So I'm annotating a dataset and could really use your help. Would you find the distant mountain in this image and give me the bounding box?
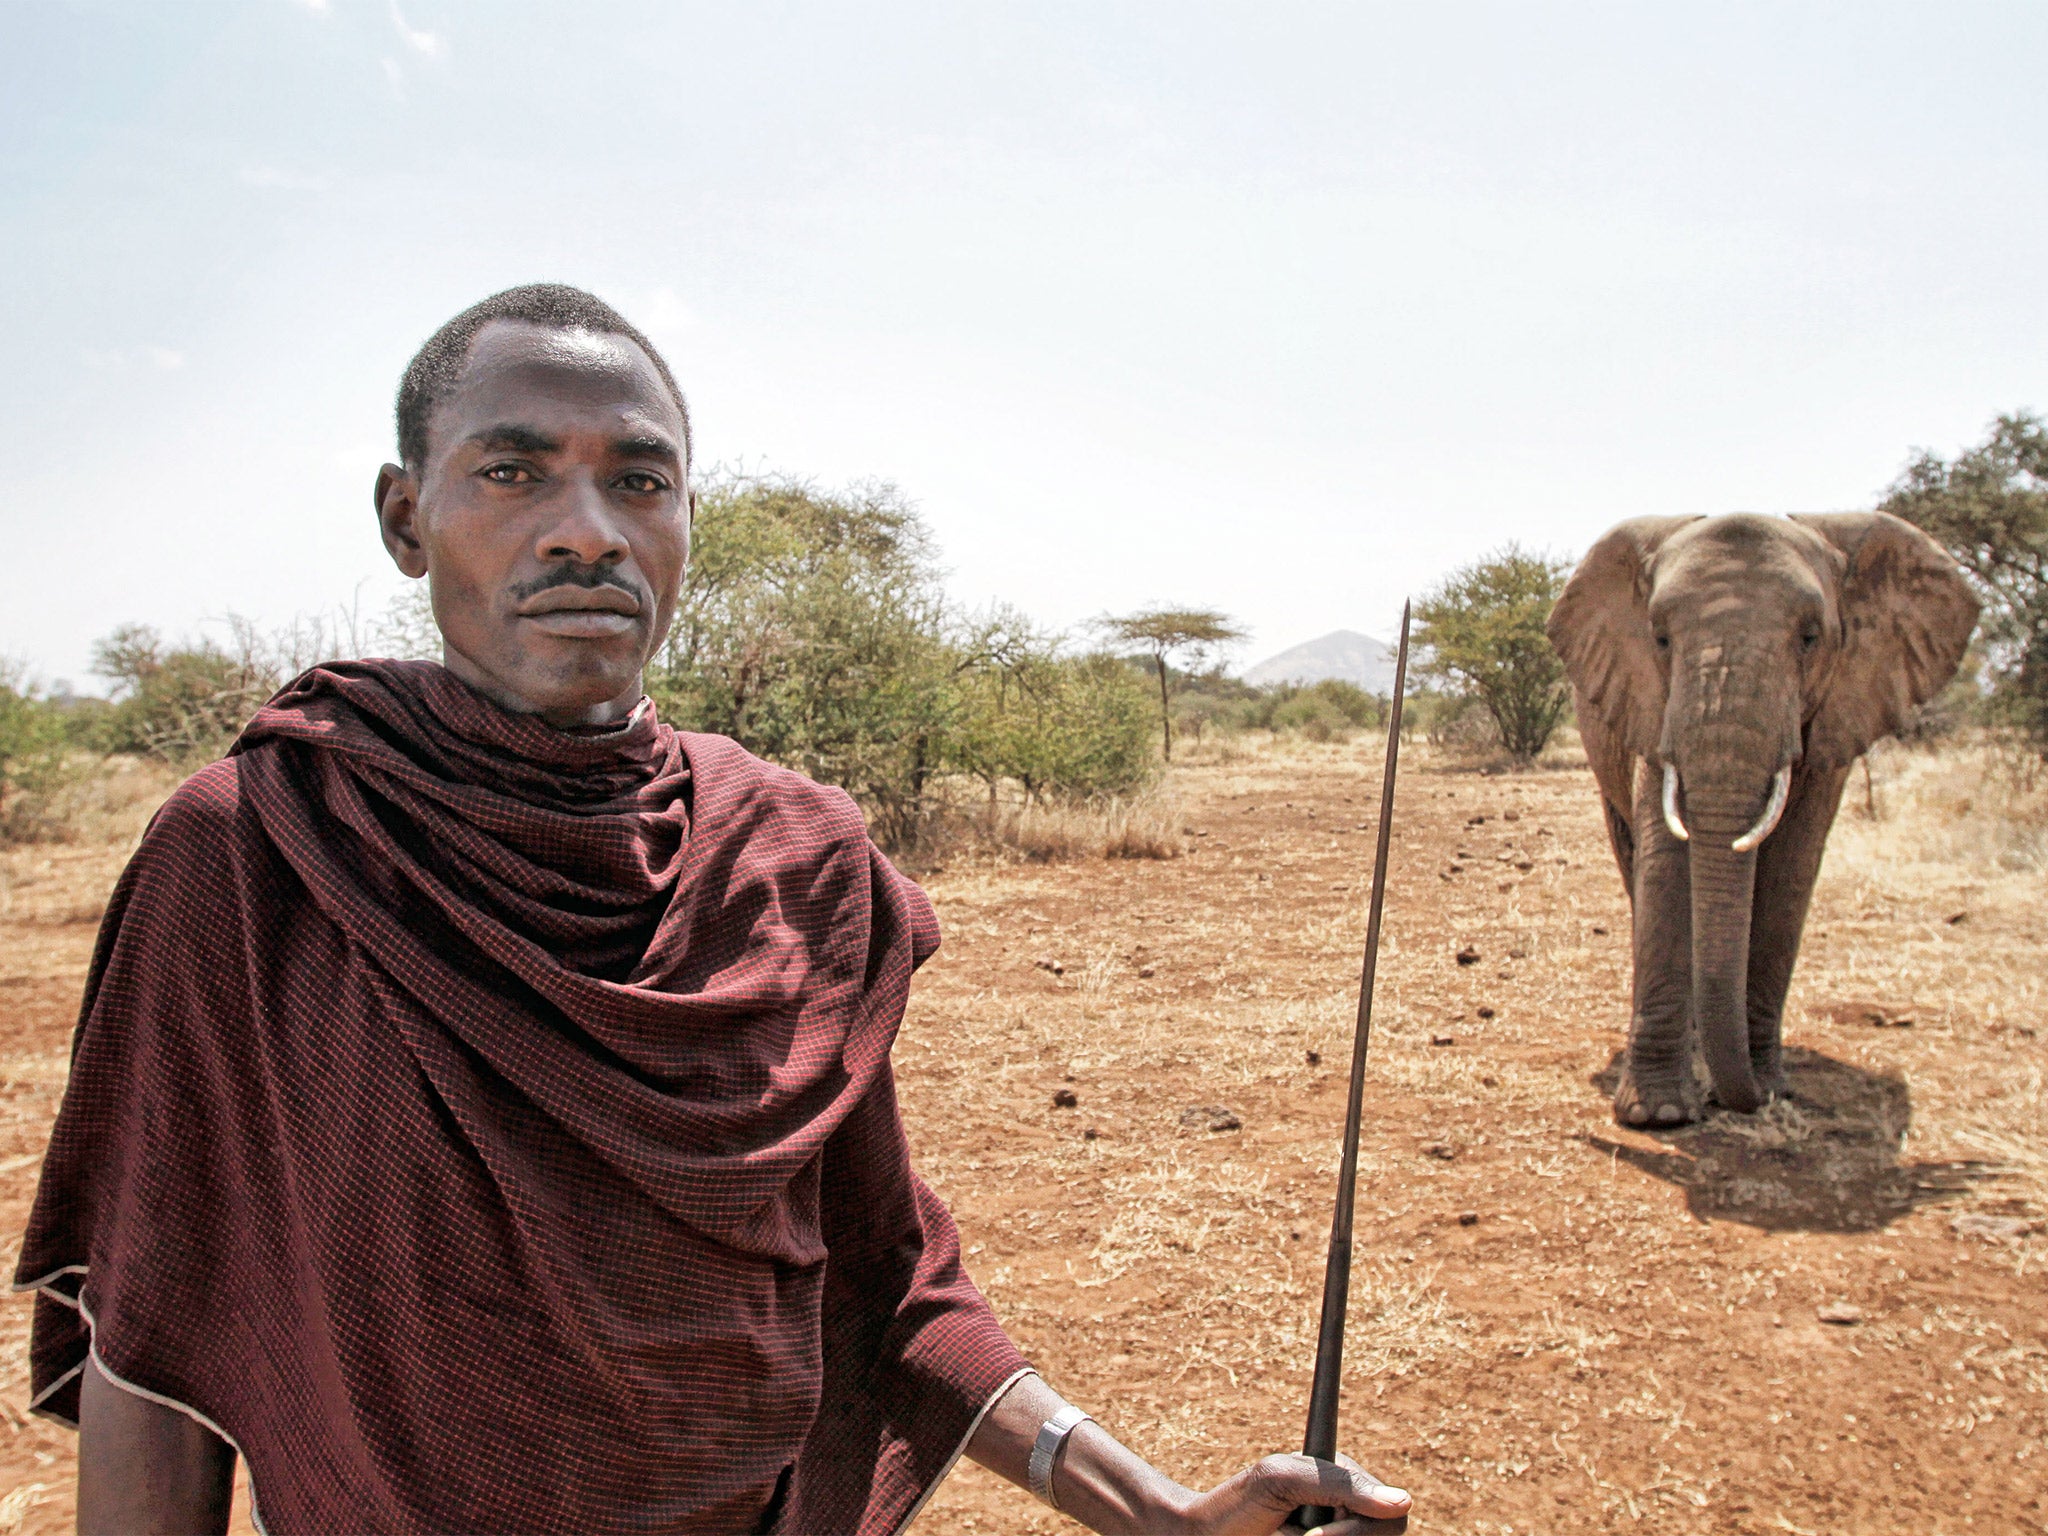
[1243,629,1399,693]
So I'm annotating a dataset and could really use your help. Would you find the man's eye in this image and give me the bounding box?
[617,472,669,493]
[481,463,535,484]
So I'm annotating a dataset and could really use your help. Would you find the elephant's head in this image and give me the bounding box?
[1547,512,1978,1112]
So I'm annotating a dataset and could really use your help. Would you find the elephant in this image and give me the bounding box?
[1547,512,1978,1126]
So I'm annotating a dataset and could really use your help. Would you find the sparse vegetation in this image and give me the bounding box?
[1097,606,1247,761]
[1240,679,1386,743]
[0,664,75,842]
[650,474,1163,855]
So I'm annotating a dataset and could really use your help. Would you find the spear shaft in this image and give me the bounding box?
[1295,601,1412,1533]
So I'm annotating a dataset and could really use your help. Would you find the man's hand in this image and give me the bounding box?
[1176,1451,1410,1534]
[966,1374,1411,1535]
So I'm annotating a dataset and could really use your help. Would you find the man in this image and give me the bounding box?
[16,285,1412,1535]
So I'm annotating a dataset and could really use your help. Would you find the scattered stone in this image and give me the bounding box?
[1458,1211,1480,1227]
[1083,1127,1099,1141]
[1138,965,1156,979]
[1952,1212,2037,1243]
[1456,946,1481,966]
[1507,947,1529,959]
[1181,1104,1242,1133]
[1824,999,1913,1028]
[1034,956,1065,976]
[1290,1229,1303,1240]
[1305,1049,1321,1066]
[1052,1088,1079,1108]
[1592,925,1609,936]
[1946,910,1968,925]
[1502,810,1520,822]
[1514,860,1534,872]
[1817,1303,1863,1326]
[1476,1006,1497,1020]
[1430,1034,1456,1047]
[1466,814,1489,825]
[1480,1075,1498,1088]
[1423,1143,1456,1161]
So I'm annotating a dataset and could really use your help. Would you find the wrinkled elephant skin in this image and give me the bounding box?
[1548,513,1978,1125]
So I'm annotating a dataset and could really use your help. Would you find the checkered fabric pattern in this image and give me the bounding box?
[15,660,1026,1535]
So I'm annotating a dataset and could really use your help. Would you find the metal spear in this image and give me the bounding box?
[1295,601,1412,1533]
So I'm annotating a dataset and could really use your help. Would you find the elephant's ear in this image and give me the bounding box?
[1791,512,1980,767]
[1548,517,1698,840]
[1548,517,1697,751]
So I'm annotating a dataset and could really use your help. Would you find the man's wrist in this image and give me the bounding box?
[1053,1420,1199,1536]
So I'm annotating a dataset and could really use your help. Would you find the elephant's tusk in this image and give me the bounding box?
[1661,763,1689,842]
[1732,767,1793,853]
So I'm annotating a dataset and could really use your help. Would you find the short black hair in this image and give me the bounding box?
[394,283,691,471]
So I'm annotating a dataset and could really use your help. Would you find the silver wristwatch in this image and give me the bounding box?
[1026,1404,1093,1510]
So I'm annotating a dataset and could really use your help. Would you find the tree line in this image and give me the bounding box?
[3,411,2041,841]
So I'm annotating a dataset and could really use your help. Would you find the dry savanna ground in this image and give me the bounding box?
[0,734,2042,1535]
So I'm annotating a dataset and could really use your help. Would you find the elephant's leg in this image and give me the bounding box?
[1615,759,1702,1127]
[1744,764,1851,1098]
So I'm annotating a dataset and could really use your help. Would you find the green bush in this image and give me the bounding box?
[650,475,1158,850]
[1880,411,2048,752]
[949,646,1154,803]
[90,623,280,766]
[1417,544,1573,763]
[1266,679,1385,740]
[0,664,73,840]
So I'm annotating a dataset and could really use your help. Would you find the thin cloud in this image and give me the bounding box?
[388,0,441,56]
[287,0,331,11]
[381,57,405,97]
[146,348,185,372]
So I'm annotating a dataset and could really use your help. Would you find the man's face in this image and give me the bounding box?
[376,320,692,727]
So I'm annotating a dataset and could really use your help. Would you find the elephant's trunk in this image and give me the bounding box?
[1684,784,1765,1113]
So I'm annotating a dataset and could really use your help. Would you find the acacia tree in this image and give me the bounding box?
[1418,544,1573,763]
[1880,411,2048,748]
[1097,607,1246,760]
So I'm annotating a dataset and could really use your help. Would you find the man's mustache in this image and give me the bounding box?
[510,565,648,604]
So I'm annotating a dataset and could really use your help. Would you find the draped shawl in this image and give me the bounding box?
[14,660,1025,1534]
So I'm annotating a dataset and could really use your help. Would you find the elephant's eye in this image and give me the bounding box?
[1654,632,1670,652]
[1800,623,1822,651]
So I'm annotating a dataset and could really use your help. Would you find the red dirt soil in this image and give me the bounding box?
[1,739,2042,1535]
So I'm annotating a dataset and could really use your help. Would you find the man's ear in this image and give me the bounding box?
[376,463,429,579]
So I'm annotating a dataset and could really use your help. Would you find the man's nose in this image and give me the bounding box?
[536,475,629,567]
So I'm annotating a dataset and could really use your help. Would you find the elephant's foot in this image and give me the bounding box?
[1749,1055,1788,1107]
[1613,1057,1704,1128]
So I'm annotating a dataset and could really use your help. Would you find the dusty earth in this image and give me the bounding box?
[0,737,2042,1535]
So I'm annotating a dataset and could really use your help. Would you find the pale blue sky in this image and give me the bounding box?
[4,1,2043,689]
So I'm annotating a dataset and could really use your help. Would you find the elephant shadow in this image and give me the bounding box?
[1582,1046,1997,1233]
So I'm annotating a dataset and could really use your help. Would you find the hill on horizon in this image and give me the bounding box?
[1242,629,1398,692]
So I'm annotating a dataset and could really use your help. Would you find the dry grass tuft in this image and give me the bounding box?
[1837,736,2048,874]
[971,787,1187,864]
[1954,1065,2047,1192]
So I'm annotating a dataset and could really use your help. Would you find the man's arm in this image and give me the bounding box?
[78,1358,236,1536]
[967,1373,1410,1535]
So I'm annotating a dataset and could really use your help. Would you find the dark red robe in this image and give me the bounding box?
[14,661,1026,1534]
